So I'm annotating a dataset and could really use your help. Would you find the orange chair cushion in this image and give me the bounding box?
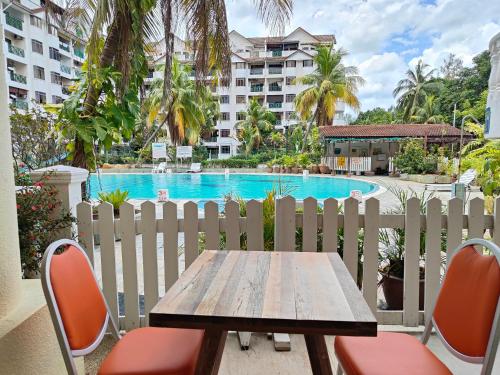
[50,245,108,350]
[98,327,204,375]
[335,332,452,375]
[433,246,500,358]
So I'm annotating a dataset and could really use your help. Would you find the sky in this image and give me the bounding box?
[224,0,500,113]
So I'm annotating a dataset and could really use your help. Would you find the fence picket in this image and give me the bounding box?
[322,198,338,252]
[494,198,500,246]
[141,201,158,323]
[275,196,296,251]
[184,201,199,268]
[120,202,139,330]
[468,198,484,239]
[225,200,240,250]
[98,202,119,324]
[163,201,179,291]
[447,198,463,263]
[204,201,220,250]
[424,198,442,323]
[303,197,318,252]
[403,197,420,326]
[343,197,359,281]
[362,198,379,314]
[246,200,264,251]
[77,202,95,266]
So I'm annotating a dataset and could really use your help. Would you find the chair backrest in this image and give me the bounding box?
[425,239,500,374]
[459,168,477,185]
[41,239,120,375]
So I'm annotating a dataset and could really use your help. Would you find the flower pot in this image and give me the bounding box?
[285,167,292,173]
[265,167,273,173]
[291,167,299,174]
[272,166,280,173]
[381,274,425,310]
[319,165,330,174]
[311,165,320,174]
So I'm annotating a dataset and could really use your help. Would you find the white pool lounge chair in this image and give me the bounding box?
[187,163,202,173]
[152,162,167,173]
[425,168,477,191]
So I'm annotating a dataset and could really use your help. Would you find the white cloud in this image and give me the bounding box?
[225,0,500,110]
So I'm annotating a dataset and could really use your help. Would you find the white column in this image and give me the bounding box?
[0,19,22,319]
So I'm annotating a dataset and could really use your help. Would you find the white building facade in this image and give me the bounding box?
[2,0,85,110]
[150,27,346,159]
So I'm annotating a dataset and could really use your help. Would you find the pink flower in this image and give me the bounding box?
[16,204,20,209]
[31,206,37,211]
[34,181,44,187]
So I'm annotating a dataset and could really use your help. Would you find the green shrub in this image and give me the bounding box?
[394,140,437,174]
[202,157,259,168]
[98,189,129,215]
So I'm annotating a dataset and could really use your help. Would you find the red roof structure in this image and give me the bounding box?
[319,124,471,142]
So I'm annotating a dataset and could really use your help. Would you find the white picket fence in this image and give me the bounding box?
[76,196,499,331]
[323,156,372,172]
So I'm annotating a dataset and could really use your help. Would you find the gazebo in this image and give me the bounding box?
[319,124,473,174]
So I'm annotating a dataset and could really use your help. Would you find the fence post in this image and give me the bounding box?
[403,197,420,327]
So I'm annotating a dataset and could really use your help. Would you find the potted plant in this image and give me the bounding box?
[94,189,137,242]
[282,155,294,173]
[378,186,445,310]
[319,163,330,174]
[297,153,311,173]
[291,156,300,174]
[310,164,320,174]
[265,161,273,173]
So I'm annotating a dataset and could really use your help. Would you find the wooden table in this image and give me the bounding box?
[149,250,377,375]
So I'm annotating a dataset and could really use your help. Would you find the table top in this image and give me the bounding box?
[150,250,377,336]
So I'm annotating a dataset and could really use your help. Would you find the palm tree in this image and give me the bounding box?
[412,95,445,124]
[143,59,207,145]
[71,0,293,168]
[236,99,275,155]
[295,46,364,151]
[393,60,438,122]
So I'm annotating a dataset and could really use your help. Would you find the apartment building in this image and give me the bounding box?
[2,0,86,110]
[150,27,346,159]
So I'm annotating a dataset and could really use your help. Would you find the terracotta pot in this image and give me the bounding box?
[311,165,320,174]
[319,165,331,174]
[265,167,273,173]
[381,274,425,310]
[291,167,299,174]
[285,167,292,173]
[272,166,280,173]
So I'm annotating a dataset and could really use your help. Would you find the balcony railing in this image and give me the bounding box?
[13,100,28,110]
[250,85,264,92]
[59,43,70,52]
[268,85,282,92]
[250,68,263,75]
[10,71,27,84]
[275,119,282,126]
[8,44,24,57]
[269,102,282,109]
[60,65,72,74]
[5,12,23,31]
[74,48,84,59]
[268,67,282,74]
[272,50,282,57]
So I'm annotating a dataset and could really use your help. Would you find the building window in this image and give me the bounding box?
[236,112,245,121]
[48,24,58,35]
[220,95,229,104]
[49,47,61,61]
[303,60,313,67]
[221,112,230,121]
[30,15,42,28]
[52,95,63,104]
[285,111,295,120]
[236,95,246,104]
[35,91,46,104]
[286,60,296,68]
[220,129,230,137]
[32,39,43,54]
[50,72,62,85]
[221,146,231,154]
[286,76,295,85]
[236,78,245,87]
[33,65,45,80]
[235,62,245,69]
[286,94,296,103]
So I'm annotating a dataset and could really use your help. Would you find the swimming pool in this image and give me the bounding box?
[90,173,379,200]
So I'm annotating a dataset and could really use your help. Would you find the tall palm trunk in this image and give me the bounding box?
[301,104,320,152]
[71,17,122,168]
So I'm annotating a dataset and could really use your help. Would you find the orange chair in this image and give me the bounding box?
[335,238,500,375]
[41,239,204,375]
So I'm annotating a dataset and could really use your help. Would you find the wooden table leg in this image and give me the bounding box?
[304,334,333,375]
[195,328,228,375]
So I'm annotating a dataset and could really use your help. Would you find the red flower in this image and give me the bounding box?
[34,181,44,187]
[16,204,20,209]
[31,206,37,211]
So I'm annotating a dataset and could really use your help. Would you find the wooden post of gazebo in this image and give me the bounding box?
[347,140,352,176]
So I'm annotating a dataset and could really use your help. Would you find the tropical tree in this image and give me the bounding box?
[412,95,445,124]
[142,59,209,145]
[393,60,440,121]
[295,46,364,151]
[69,0,293,168]
[269,131,285,156]
[236,99,275,155]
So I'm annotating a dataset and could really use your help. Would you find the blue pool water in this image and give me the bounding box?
[90,173,378,200]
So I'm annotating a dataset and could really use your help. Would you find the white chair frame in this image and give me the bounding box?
[337,238,500,375]
[41,239,121,375]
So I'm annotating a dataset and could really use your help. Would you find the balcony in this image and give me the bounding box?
[5,12,23,31]
[272,50,283,57]
[268,67,283,74]
[8,44,25,58]
[10,71,27,84]
[12,100,28,110]
[59,43,70,52]
[269,102,282,109]
[74,48,84,59]
[60,65,72,75]
[250,85,264,92]
[268,85,282,92]
[250,68,264,75]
